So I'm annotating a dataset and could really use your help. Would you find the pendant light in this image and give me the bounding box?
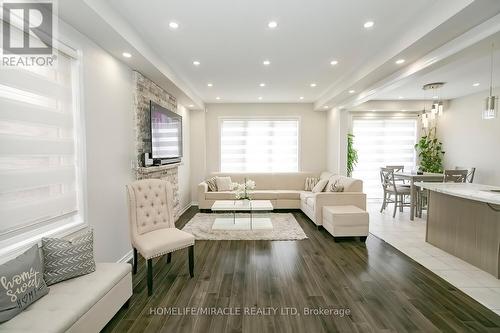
[422,82,445,126]
[483,43,498,120]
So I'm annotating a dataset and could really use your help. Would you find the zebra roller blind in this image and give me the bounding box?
[220,119,299,172]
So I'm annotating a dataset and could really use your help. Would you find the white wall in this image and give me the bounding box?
[189,110,207,203]
[326,108,349,175]
[59,20,135,263]
[326,108,341,173]
[60,20,192,262]
[177,104,192,212]
[203,103,327,175]
[438,88,500,185]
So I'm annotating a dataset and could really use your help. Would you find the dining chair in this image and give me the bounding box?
[444,169,468,183]
[455,166,476,183]
[386,165,410,187]
[126,179,195,296]
[380,167,411,218]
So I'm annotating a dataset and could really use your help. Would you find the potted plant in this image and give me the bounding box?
[414,127,445,173]
[347,133,358,177]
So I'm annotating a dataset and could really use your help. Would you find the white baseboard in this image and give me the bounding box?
[117,249,133,264]
[191,201,199,206]
[178,202,193,216]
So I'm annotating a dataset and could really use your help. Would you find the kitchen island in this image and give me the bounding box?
[417,182,500,278]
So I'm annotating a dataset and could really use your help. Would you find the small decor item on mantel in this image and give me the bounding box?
[231,178,256,200]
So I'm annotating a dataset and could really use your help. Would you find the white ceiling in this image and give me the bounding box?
[374,35,500,100]
[106,0,475,104]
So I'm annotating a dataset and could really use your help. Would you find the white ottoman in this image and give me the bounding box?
[322,205,369,242]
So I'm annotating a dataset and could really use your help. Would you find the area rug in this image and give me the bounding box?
[181,213,308,240]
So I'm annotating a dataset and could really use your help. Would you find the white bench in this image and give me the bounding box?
[322,205,369,242]
[0,263,132,333]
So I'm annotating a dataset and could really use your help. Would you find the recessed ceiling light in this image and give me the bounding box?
[258,96,263,100]
[268,21,278,29]
[472,82,480,87]
[169,21,179,29]
[323,105,329,109]
[299,96,304,100]
[188,104,194,108]
[263,60,271,66]
[395,59,405,64]
[330,60,338,66]
[310,83,317,87]
[364,21,374,29]
[398,96,404,99]
[122,52,132,58]
[215,96,221,100]
[349,90,356,94]
[192,60,200,66]
[207,83,213,87]
[259,83,266,87]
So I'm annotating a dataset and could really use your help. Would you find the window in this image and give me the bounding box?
[0,49,84,255]
[352,117,417,199]
[220,118,299,172]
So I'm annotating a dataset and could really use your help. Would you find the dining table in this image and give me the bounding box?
[393,172,444,221]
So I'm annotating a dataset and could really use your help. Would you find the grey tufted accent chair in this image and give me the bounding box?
[126,179,195,296]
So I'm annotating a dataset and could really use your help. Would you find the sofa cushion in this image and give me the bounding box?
[0,263,130,332]
[338,176,363,192]
[42,230,96,286]
[247,190,278,200]
[206,177,218,192]
[275,190,303,200]
[272,173,316,190]
[0,244,49,323]
[312,179,328,193]
[134,228,194,259]
[304,177,319,191]
[215,176,232,191]
[205,191,236,200]
[300,192,315,209]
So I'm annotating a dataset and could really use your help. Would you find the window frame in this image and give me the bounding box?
[349,112,421,199]
[218,116,302,173]
[0,38,88,261]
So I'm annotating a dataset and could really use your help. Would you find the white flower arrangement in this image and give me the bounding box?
[231,178,256,200]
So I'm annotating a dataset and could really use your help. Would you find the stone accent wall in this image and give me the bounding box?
[132,71,180,219]
[136,165,180,220]
[133,71,177,166]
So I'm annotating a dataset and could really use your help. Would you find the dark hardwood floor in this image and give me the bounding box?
[103,207,500,333]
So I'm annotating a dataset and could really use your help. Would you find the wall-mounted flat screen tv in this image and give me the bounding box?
[150,101,182,160]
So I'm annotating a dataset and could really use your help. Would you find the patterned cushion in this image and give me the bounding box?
[312,179,329,193]
[304,177,319,191]
[0,244,49,323]
[327,179,344,192]
[206,177,218,192]
[42,230,96,286]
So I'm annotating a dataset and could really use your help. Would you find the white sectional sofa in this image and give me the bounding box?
[198,171,366,225]
[0,263,132,333]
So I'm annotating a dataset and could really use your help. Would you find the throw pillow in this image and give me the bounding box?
[328,179,345,192]
[215,176,232,191]
[0,244,49,323]
[304,177,320,191]
[311,179,328,193]
[206,177,218,192]
[42,230,96,286]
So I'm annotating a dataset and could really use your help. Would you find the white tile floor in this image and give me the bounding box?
[368,201,500,314]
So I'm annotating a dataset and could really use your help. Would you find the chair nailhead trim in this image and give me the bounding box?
[145,243,195,259]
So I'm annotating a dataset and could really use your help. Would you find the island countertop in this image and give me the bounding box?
[415,182,500,205]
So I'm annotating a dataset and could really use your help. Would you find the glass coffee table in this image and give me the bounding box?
[211,200,274,230]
